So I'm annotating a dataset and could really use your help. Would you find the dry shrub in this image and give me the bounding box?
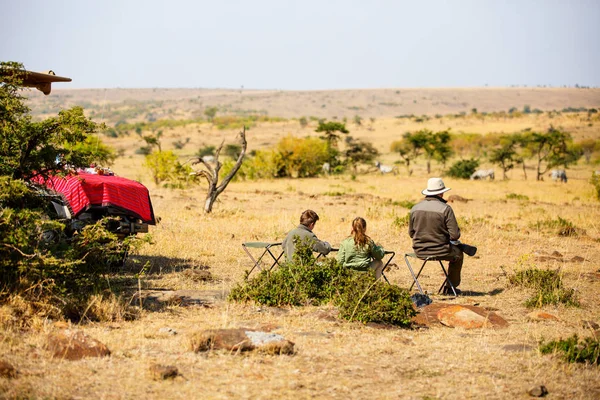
[508,267,579,308]
[540,335,600,365]
[78,293,140,323]
[530,217,585,237]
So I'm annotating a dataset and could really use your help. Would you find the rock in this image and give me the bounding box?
[502,344,534,352]
[569,256,586,263]
[0,360,17,378]
[447,195,470,203]
[550,251,563,258]
[182,269,212,282]
[527,385,548,397]
[527,311,559,321]
[47,329,111,360]
[158,327,178,336]
[190,329,294,355]
[135,289,225,309]
[412,303,508,328]
[582,320,599,330]
[149,364,179,380]
[437,305,489,329]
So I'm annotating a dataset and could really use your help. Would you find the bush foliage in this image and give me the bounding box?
[540,335,600,365]
[229,241,416,326]
[508,267,579,308]
[446,158,479,179]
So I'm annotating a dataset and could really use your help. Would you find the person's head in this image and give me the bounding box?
[421,177,451,198]
[300,209,319,229]
[351,217,370,248]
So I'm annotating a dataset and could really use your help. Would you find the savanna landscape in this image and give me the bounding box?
[2,81,600,399]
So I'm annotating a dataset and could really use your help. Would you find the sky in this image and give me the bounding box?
[2,0,599,90]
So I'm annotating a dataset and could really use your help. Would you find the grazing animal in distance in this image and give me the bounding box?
[375,161,398,175]
[322,162,331,175]
[470,169,495,180]
[550,169,567,183]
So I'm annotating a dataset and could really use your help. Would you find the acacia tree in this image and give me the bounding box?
[344,136,379,172]
[527,127,580,180]
[192,127,247,213]
[489,135,519,179]
[315,120,349,147]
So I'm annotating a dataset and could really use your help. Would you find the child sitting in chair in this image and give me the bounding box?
[337,217,385,279]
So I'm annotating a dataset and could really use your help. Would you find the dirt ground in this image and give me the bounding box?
[1,90,600,399]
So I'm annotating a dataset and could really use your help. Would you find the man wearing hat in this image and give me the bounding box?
[409,177,476,295]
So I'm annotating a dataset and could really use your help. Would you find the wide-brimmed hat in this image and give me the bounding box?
[422,177,451,195]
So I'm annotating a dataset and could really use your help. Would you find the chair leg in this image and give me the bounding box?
[437,261,457,297]
[268,250,285,271]
[242,245,268,278]
[405,255,425,295]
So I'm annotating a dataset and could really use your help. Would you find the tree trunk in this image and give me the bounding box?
[192,127,248,213]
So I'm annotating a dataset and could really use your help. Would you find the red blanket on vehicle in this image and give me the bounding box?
[38,172,155,223]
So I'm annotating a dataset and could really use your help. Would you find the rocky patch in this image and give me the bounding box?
[190,329,294,355]
[412,303,508,328]
[149,364,179,380]
[47,330,111,360]
[527,311,559,321]
[0,360,17,378]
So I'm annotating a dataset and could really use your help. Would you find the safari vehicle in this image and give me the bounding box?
[4,68,156,240]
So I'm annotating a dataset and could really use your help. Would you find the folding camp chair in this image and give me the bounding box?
[328,248,395,284]
[404,252,458,297]
[380,250,395,284]
[241,242,284,277]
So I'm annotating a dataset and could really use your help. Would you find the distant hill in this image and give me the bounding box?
[26,87,600,124]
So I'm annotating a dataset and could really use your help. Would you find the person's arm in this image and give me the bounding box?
[408,211,415,239]
[445,207,461,241]
[336,242,346,264]
[370,240,385,260]
[311,233,332,255]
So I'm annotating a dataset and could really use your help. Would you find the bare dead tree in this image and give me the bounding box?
[191,127,247,213]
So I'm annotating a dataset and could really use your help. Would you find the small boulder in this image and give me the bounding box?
[447,195,470,203]
[0,360,17,378]
[47,329,111,360]
[527,311,559,321]
[149,364,179,380]
[582,320,600,330]
[437,305,489,329]
[182,269,212,282]
[527,384,549,397]
[190,329,294,355]
[412,303,508,329]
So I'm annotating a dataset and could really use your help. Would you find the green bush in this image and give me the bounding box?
[446,158,479,179]
[530,217,582,237]
[508,267,579,307]
[144,150,196,188]
[336,273,415,326]
[229,241,416,326]
[591,172,600,201]
[392,213,410,229]
[540,335,599,365]
[506,193,529,201]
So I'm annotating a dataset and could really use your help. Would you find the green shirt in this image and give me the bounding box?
[336,237,385,270]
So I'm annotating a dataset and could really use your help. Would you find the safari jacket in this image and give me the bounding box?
[409,196,461,258]
[337,237,385,271]
[282,224,332,262]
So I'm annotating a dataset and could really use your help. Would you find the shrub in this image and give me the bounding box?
[540,335,599,365]
[591,172,600,201]
[392,200,416,209]
[229,241,416,326]
[530,217,583,237]
[446,158,479,179]
[336,273,415,326]
[144,150,195,187]
[506,193,529,201]
[392,213,410,229]
[508,267,579,307]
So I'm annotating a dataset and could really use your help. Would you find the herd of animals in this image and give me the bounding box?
[322,161,573,183]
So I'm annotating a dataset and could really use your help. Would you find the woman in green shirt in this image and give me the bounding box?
[337,217,385,279]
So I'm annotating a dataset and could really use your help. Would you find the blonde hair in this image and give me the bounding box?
[351,217,371,249]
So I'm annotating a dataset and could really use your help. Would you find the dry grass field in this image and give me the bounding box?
[1,88,600,399]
